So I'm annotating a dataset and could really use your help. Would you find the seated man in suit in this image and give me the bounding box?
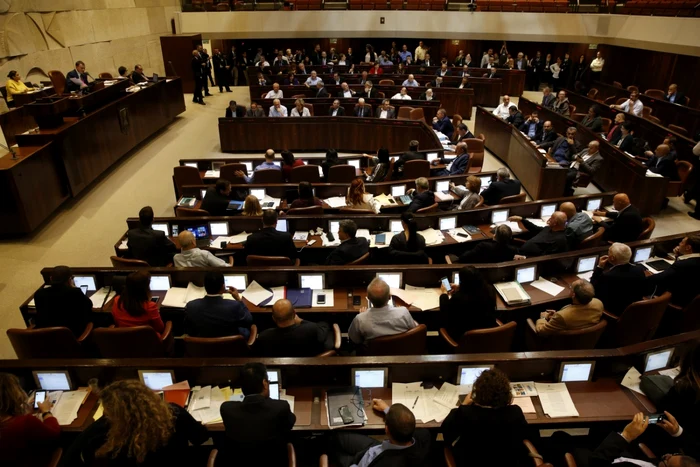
[201,178,231,216]
[66,60,88,92]
[513,211,569,258]
[245,210,297,262]
[506,105,525,128]
[481,167,522,206]
[533,120,558,147]
[315,80,329,98]
[127,206,177,266]
[353,98,372,117]
[453,122,476,143]
[519,111,543,141]
[131,64,147,84]
[590,243,648,316]
[329,401,430,467]
[535,280,603,335]
[220,363,296,466]
[605,112,626,145]
[393,140,423,176]
[431,76,445,88]
[184,271,253,339]
[337,82,356,98]
[666,83,687,105]
[375,99,396,119]
[325,219,370,265]
[432,142,470,177]
[593,193,643,243]
[256,299,334,357]
[34,265,92,336]
[348,278,418,345]
[225,100,244,118]
[451,224,516,264]
[541,87,556,108]
[236,149,282,183]
[328,99,346,116]
[245,102,265,117]
[646,235,700,308]
[645,144,679,180]
[565,140,604,196]
[361,81,379,99]
[547,127,582,167]
[436,63,451,76]
[405,177,435,213]
[174,231,231,267]
[417,88,433,101]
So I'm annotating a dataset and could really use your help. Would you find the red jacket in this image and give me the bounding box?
[112,296,165,334]
[369,67,383,75]
[0,414,60,465]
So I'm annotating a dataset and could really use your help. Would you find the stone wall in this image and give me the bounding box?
[0,0,181,83]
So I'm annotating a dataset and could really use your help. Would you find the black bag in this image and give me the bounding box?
[640,374,674,406]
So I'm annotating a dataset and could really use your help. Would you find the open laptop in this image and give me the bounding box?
[186,225,210,247]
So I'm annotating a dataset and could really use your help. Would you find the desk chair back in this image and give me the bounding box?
[578,226,605,249]
[183,330,256,357]
[642,106,652,119]
[668,124,688,137]
[7,325,93,359]
[587,88,599,100]
[93,324,173,358]
[290,164,321,183]
[613,81,623,88]
[176,207,210,217]
[568,104,577,115]
[474,195,485,208]
[526,318,607,351]
[221,163,248,183]
[247,255,295,266]
[615,97,628,106]
[680,295,700,333]
[110,256,150,267]
[416,202,438,213]
[603,96,617,106]
[173,166,203,198]
[646,114,661,124]
[339,207,374,214]
[441,320,517,353]
[402,160,430,179]
[360,324,427,356]
[601,117,612,133]
[99,72,113,79]
[499,192,527,204]
[409,107,426,123]
[379,79,395,85]
[644,89,665,100]
[465,138,485,173]
[347,252,370,265]
[570,113,586,123]
[287,205,323,215]
[638,217,655,240]
[328,164,356,183]
[48,70,66,95]
[609,292,671,346]
[253,168,284,184]
[397,106,414,120]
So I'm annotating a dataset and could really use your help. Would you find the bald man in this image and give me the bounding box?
[560,201,594,246]
[511,211,569,257]
[535,280,603,335]
[174,231,231,267]
[565,140,604,196]
[593,193,643,243]
[255,299,334,357]
[645,144,679,180]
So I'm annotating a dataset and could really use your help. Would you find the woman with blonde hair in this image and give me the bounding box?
[242,195,262,216]
[63,380,208,465]
[0,373,59,466]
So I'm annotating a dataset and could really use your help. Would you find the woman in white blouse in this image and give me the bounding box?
[391,87,412,100]
[290,98,311,117]
[338,54,347,66]
[550,57,562,92]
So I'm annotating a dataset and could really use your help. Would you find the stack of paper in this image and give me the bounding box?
[447,229,470,243]
[53,389,89,425]
[660,367,680,379]
[405,285,441,311]
[189,386,226,425]
[435,192,453,202]
[374,193,396,206]
[418,228,445,246]
[423,387,452,423]
[432,382,461,409]
[163,381,191,407]
[241,281,273,306]
[498,221,523,233]
[228,232,251,244]
[535,383,579,418]
[204,170,220,178]
[162,283,207,308]
[527,218,547,228]
[89,287,117,309]
[621,367,644,395]
[324,196,348,208]
[392,382,430,423]
[264,286,286,307]
[530,279,565,297]
[513,397,536,413]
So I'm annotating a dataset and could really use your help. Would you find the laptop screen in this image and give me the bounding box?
[577,256,597,273]
[426,152,439,163]
[150,275,171,291]
[224,274,247,291]
[439,216,457,231]
[586,198,602,211]
[435,180,449,193]
[376,273,401,289]
[151,223,169,236]
[73,276,97,291]
[491,209,509,224]
[250,188,266,200]
[390,220,403,232]
[187,225,209,239]
[540,203,557,219]
[634,246,652,263]
[391,185,406,197]
[516,266,536,284]
[276,219,288,233]
[209,222,229,236]
[300,273,324,290]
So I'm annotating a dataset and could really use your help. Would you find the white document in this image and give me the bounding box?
[293,231,309,241]
[261,196,281,209]
[321,233,341,247]
[645,170,664,178]
[577,271,594,281]
[392,382,429,423]
[418,228,445,246]
[228,232,251,244]
[659,367,680,379]
[312,289,335,307]
[435,192,453,202]
[281,393,295,414]
[390,287,415,306]
[241,280,273,306]
[502,221,523,233]
[189,386,212,412]
[433,382,460,409]
[191,387,224,425]
[535,383,579,418]
[513,397,536,414]
[204,170,220,178]
[511,382,538,398]
[264,286,286,307]
[324,196,348,208]
[374,193,396,206]
[209,236,229,249]
[162,287,188,308]
[118,239,128,250]
[423,387,452,423]
[530,279,565,297]
[53,390,88,425]
[89,287,117,309]
[527,218,547,228]
[447,229,471,243]
[621,367,644,395]
[404,285,441,311]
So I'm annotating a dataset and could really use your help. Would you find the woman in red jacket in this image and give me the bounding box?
[0,373,60,466]
[369,63,383,75]
[111,271,165,335]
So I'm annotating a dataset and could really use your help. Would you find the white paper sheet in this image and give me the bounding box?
[162,287,188,308]
[189,386,211,412]
[241,280,273,306]
[435,192,453,202]
[392,382,429,423]
[527,218,547,228]
[261,196,281,209]
[293,231,309,241]
[513,397,536,413]
[324,196,348,208]
[621,367,644,395]
[659,367,680,379]
[447,229,471,243]
[89,287,116,309]
[53,390,88,425]
[118,239,128,250]
[433,382,460,409]
[265,286,286,307]
[374,193,396,206]
[312,289,335,307]
[281,394,295,414]
[577,271,594,281]
[423,387,453,423]
[204,170,220,178]
[535,383,579,418]
[530,278,565,297]
[418,228,445,246]
[403,285,441,311]
[228,232,251,244]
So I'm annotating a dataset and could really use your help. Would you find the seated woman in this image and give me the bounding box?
[439,266,498,338]
[321,149,343,180]
[242,195,262,216]
[346,177,379,213]
[450,175,482,211]
[5,71,29,108]
[283,72,299,85]
[62,380,209,466]
[281,150,305,181]
[289,181,323,210]
[388,212,429,264]
[111,271,165,335]
[0,373,60,467]
[364,147,391,183]
[290,98,311,117]
[442,369,532,466]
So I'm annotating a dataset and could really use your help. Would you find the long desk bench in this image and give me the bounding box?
[474,106,568,200]
[518,97,669,216]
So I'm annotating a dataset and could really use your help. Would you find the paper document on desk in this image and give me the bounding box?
[577,271,594,281]
[370,232,394,248]
[418,228,445,246]
[535,383,579,418]
[189,386,212,412]
[321,233,341,247]
[293,231,309,241]
[659,367,680,379]
[393,382,429,423]
[433,382,460,409]
[280,393,295,413]
[118,239,128,250]
[261,197,281,209]
[190,387,224,425]
[435,191,453,202]
[227,232,251,244]
[530,279,565,297]
[447,229,470,243]
[264,286,286,307]
[241,281,273,306]
[390,287,414,306]
[646,170,664,178]
[511,382,538,397]
[501,221,523,233]
[90,287,116,309]
[204,170,220,178]
[404,285,441,311]
[513,397,536,414]
[53,389,88,425]
[527,218,547,228]
[423,387,452,423]
[209,236,230,249]
[324,196,348,208]
[374,193,396,206]
[621,367,644,395]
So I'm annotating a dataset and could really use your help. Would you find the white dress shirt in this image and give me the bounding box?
[269,105,288,117]
[492,103,511,119]
[305,76,320,86]
[402,79,419,87]
[342,90,354,97]
[391,93,412,100]
[620,99,644,117]
[265,89,283,99]
[379,110,388,119]
[590,57,604,72]
[291,107,310,117]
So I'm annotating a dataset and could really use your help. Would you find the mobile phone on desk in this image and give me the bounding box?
[150,296,160,304]
[34,390,47,409]
[339,405,354,424]
[440,277,452,293]
[317,294,326,305]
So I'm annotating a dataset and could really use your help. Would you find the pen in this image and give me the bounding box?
[412,396,419,409]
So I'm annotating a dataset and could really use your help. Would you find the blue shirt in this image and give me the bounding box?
[668,93,676,103]
[553,140,570,164]
[352,407,415,467]
[526,122,537,138]
[245,161,281,183]
[398,51,412,62]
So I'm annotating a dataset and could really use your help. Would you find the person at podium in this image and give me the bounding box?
[66,61,88,92]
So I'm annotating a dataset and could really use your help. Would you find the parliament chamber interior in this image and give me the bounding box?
[1,3,700,467]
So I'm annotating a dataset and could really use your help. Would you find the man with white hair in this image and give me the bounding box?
[535,280,603,335]
[264,82,283,99]
[269,99,287,117]
[348,278,418,345]
[590,243,647,316]
[337,82,355,98]
[353,98,371,117]
[304,70,321,87]
[174,231,231,267]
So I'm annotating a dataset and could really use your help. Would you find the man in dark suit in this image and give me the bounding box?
[220,363,296,466]
[191,50,205,105]
[34,265,92,336]
[431,108,454,139]
[329,400,431,467]
[131,64,147,84]
[201,178,231,216]
[665,84,687,105]
[566,141,604,196]
[593,193,643,243]
[431,76,445,88]
[310,44,323,65]
[510,211,569,257]
[245,102,265,117]
[212,48,232,92]
[541,87,556,108]
[325,220,369,265]
[547,127,582,167]
[225,100,244,118]
[337,82,356,98]
[393,140,423,176]
[519,112,543,140]
[433,142,470,177]
[353,98,372,117]
[245,210,297,262]
[406,177,435,212]
[185,271,253,338]
[126,206,177,266]
[256,299,334,357]
[452,224,516,264]
[361,82,379,99]
[481,168,522,206]
[646,235,700,308]
[606,112,626,145]
[506,105,525,128]
[435,63,452,76]
[316,81,329,98]
[454,123,475,142]
[534,120,558,147]
[375,100,396,119]
[645,144,679,180]
[66,60,89,93]
[329,99,346,116]
[590,243,648,316]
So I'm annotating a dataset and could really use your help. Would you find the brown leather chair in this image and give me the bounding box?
[216,2,232,9]
[615,97,628,106]
[644,89,665,100]
[287,205,323,215]
[377,92,385,99]
[176,207,210,217]
[603,96,618,106]
[678,294,700,333]
[359,324,427,356]
[601,117,612,134]
[646,115,661,124]
[328,164,356,183]
[183,325,258,357]
[290,165,321,183]
[499,192,527,204]
[220,163,248,184]
[173,166,204,198]
[578,226,605,249]
[447,440,555,467]
[569,113,586,123]
[252,168,284,184]
[586,88,599,100]
[379,79,395,85]
[110,256,150,267]
[659,294,700,337]
[666,160,693,198]
[98,72,113,79]
[93,323,174,358]
[525,318,607,351]
[402,160,430,179]
[638,217,655,240]
[247,255,301,266]
[48,70,66,95]
[668,124,688,136]
[642,106,652,119]
[568,104,577,115]
[397,106,414,120]
[316,324,342,357]
[465,138,485,173]
[603,292,671,346]
[439,320,517,353]
[575,172,592,188]
[613,81,622,88]
[416,202,438,213]
[7,324,94,359]
[409,107,426,123]
[348,252,370,265]
[291,94,306,99]
[627,85,639,93]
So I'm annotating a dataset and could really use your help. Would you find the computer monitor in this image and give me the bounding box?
[151,223,169,236]
[228,200,244,211]
[376,272,402,289]
[243,162,253,172]
[644,348,674,373]
[576,255,598,274]
[150,275,172,291]
[439,216,457,231]
[558,361,596,382]
[250,188,266,200]
[426,152,439,163]
[209,222,229,236]
[267,370,280,400]
[276,219,288,233]
[391,185,406,197]
[389,220,403,232]
[480,175,493,189]
[435,180,449,193]
[329,220,340,233]
[348,159,361,169]
[491,209,509,224]
[457,365,494,386]
[187,225,209,239]
[540,203,557,219]
[73,275,97,292]
[633,246,652,263]
[299,273,325,290]
[586,198,602,211]
[138,370,175,391]
[184,162,198,168]
[515,265,537,284]
[33,371,72,391]
[453,272,460,285]
[352,368,388,388]
[224,274,248,291]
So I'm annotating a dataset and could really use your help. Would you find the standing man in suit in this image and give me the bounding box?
[34,265,92,336]
[520,111,543,140]
[666,84,687,105]
[213,48,232,92]
[593,193,644,242]
[353,98,372,117]
[245,210,297,263]
[406,177,435,213]
[201,178,232,216]
[375,99,395,119]
[202,48,214,87]
[541,87,556,109]
[127,206,177,266]
[66,60,89,92]
[393,140,423,176]
[220,363,296,465]
[227,45,239,86]
[481,167,521,205]
[590,243,647,316]
[529,51,543,91]
[315,81,329,98]
[646,235,700,308]
[196,45,212,96]
[245,102,264,117]
[329,99,346,116]
[452,224,516,264]
[191,50,205,105]
[225,100,243,118]
[185,271,252,339]
[645,144,679,180]
[325,220,370,265]
[535,280,603,335]
[565,140,604,195]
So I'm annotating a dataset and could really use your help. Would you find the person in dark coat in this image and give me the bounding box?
[325,220,369,265]
[439,266,498,339]
[127,206,177,266]
[34,266,92,336]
